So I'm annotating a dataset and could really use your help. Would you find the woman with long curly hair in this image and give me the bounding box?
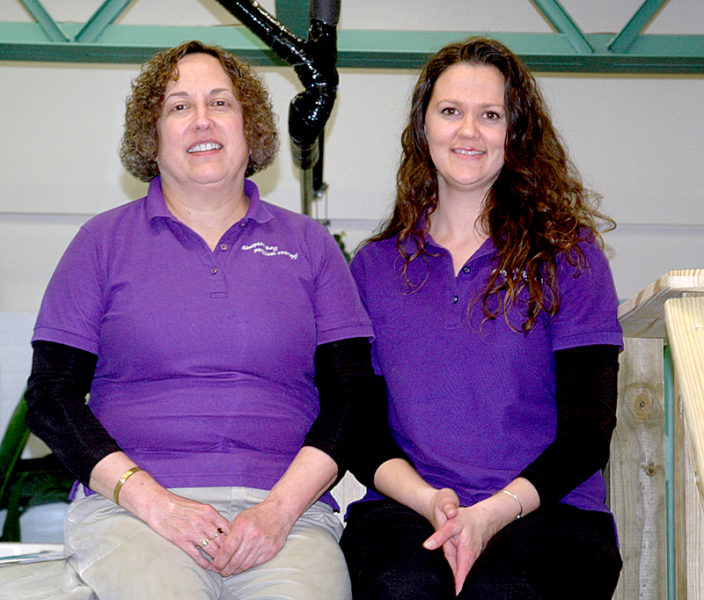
[24,41,375,599]
[340,37,623,599]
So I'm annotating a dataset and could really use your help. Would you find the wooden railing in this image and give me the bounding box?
[611,269,704,600]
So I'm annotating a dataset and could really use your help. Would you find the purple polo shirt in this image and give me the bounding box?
[351,233,622,513]
[33,177,372,506]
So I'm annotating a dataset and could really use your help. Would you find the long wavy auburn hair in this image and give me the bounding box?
[371,37,614,332]
[119,40,278,182]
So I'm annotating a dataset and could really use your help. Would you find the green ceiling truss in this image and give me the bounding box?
[0,0,702,73]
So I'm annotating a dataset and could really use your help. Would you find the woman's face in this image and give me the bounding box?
[156,53,249,192]
[424,62,507,201]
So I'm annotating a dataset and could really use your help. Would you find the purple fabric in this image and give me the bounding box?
[350,234,622,513]
[33,177,372,507]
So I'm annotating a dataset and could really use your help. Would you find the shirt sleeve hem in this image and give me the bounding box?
[317,324,375,346]
[553,333,623,352]
[32,327,100,356]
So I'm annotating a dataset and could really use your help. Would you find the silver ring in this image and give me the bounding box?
[200,537,211,547]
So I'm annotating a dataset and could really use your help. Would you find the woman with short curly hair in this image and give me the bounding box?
[120,40,278,181]
[25,40,370,600]
[341,37,623,599]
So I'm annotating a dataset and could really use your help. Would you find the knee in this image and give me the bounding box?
[367,567,453,600]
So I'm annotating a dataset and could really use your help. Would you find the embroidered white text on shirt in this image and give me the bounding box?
[241,241,299,260]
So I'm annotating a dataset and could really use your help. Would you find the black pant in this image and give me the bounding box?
[340,499,622,600]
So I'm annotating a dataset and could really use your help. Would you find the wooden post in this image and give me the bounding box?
[609,337,666,600]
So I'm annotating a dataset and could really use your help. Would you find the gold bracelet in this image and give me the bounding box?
[113,466,142,505]
[500,489,523,519]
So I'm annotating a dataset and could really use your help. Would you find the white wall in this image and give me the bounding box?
[1,1,703,418]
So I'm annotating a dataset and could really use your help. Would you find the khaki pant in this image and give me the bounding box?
[0,559,94,600]
[63,486,351,600]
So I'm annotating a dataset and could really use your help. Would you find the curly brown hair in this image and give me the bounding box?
[119,40,278,181]
[373,36,614,332]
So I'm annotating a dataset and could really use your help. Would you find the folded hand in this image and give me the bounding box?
[213,500,292,577]
[423,496,496,595]
[140,490,232,571]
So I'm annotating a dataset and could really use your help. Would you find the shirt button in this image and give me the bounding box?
[240,222,247,228]
[462,266,471,274]
[452,295,459,304]
[210,267,218,274]
[219,243,229,251]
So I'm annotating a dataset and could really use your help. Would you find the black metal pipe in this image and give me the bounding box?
[310,0,340,26]
[312,131,325,194]
[214,1,340,213]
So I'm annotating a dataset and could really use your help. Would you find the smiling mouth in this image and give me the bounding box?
[188,142,222,153]
[454,149,484,156]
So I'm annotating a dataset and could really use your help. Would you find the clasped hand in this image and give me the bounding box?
[422,488,498,595]
[141,490,291,576]
[212,500,291,576]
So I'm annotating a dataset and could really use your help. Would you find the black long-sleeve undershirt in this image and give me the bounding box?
[305,338,409,482]
[519,344,619,504]
[25,341,117,487]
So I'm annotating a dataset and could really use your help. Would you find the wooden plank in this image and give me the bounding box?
[674,380,688,599]
[665,296,704,599]
[618,269,704,339]
[610,337,666,600]
[665,296,704,505]
[685,428,704,599]
[674,372,704,600]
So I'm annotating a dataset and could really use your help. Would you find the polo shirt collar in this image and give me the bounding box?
[242,179,274,225]
[427,234,496,260]
[404,213,497,263]
[145,176,274,226]
[145,176,171,222]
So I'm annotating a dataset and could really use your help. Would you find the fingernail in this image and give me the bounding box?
[423,540,437,550]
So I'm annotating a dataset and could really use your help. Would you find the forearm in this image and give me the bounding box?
[88,451,169,519]
[477,476,540,527]
[261,446,338,528]
[375,459,540,524]
[373,458,440,521]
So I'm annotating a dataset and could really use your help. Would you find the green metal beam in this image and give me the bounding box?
[2,0,704,75]
[0,22,278,64]
[1,23,703,73]
[75,0,133,44]
[18,0,67,42]
[530,0,593,54]
[609,0,667,54]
